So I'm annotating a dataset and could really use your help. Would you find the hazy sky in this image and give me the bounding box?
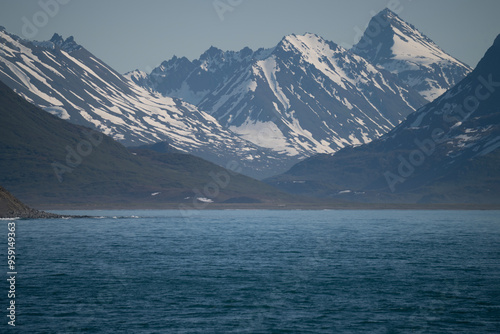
[0,0,499,74]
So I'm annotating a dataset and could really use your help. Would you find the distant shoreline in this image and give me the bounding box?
[38,202,500,211]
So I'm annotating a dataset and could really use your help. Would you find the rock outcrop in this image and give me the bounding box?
[0,186,64,219]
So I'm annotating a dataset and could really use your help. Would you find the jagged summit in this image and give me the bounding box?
[378,7,395,15]
[49,33,82,52]
[276,32,342,56]
[352,8,471,101]
[155,56,193,73]
[200,46,224,59]
[239,46,253,57]
[279,32,335,45]
[49,33,64,43]
[39,33,82,53]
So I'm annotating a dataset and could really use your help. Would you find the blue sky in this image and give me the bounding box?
[1,0,499,73]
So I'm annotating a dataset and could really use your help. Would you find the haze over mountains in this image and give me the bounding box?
[1,8,497,206]
[0,9,471,179]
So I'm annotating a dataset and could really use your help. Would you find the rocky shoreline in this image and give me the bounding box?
[0,186,66,219]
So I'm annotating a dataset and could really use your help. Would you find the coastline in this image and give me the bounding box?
[38,202,500,212]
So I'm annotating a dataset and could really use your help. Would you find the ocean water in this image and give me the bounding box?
[2,210,500,333]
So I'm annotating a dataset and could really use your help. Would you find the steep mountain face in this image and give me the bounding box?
[352,8,472,101]
[0,80,293,206]
[129,33,427,158]
[0,28,290,179]
[267,34,500,204]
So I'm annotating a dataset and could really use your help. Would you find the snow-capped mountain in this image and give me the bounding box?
[0,9,473,179]
[352,8,472,102]
[268,34,500,203]
[128,33,427,158]
[0,27,292,179]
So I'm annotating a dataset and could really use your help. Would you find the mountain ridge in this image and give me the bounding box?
[0,9,474,179]
[0,28,291,179]
[267,33,500,204]
[130,30,428,160]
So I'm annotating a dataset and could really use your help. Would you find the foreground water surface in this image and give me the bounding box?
[2,210,500,333]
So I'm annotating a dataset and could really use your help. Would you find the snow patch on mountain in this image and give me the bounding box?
[257,56,290,110]
[229,119,298,155]
[44,106,71,120]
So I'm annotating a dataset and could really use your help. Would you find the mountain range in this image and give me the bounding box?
[267,33,500,204]
[1,8,496,207]
[0,28,289,179]
[0,9,471,179]
[127,32,426,159]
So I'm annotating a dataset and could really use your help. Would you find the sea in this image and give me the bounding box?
[1,210,499,333]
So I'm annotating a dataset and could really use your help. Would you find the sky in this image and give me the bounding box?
[0,0,499,74]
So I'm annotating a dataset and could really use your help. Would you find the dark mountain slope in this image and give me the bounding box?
[0,81,292,207]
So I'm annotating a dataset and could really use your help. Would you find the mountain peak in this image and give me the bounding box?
[473,33,500,75]
[49,33,82,52]
[200,46,224,60]
[49,33,64,44]
[301,32,321,39]
[376,7,398,19]
[239,46,253,57]
[268,31,500,203]
[351,9,422,63]
[371,8,417,33]
[158,55,192,68]
[281,32,324,43]
[150,56,195,78]
[353,8,467,67]
[352,9,471,101]
[278,32,340,55]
